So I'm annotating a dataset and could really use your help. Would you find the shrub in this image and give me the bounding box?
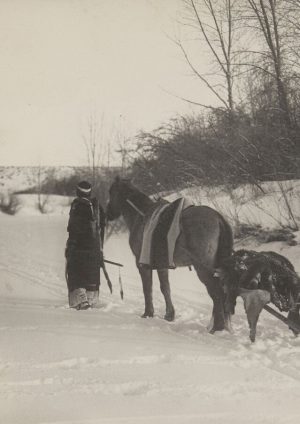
[0,193,21,215]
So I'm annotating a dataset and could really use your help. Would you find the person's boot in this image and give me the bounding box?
[76,301,91,310]
[69,288,90,309]
[87,290,100,308]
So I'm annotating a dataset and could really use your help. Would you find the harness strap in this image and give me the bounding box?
[126,199,145,217]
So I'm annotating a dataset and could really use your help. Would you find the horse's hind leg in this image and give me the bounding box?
[195,267,227,332]
[157,269,175,321]
[138,267,154,318]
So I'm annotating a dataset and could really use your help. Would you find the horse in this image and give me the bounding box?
[106,177,234,333]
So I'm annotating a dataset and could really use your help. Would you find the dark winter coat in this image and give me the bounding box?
[65,197,105,292]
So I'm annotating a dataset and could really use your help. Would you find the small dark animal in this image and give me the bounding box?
[106,177,234,333]
[220,249,300,342]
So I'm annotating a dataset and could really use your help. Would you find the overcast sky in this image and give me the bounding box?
[0,0,212,167]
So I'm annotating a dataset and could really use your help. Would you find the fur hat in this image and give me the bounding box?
[76,180,92,197]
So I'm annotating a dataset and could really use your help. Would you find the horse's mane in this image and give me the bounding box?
[117,178,154,213]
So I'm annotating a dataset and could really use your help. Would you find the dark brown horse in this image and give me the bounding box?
[106,177,234,333]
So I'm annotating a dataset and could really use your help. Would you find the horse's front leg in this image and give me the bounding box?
[157,269,175,321]
[138,267,154,318]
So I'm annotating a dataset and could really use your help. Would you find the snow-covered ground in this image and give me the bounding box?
[0,210,300,424]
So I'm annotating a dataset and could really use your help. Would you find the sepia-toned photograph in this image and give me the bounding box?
[0,1,299,423]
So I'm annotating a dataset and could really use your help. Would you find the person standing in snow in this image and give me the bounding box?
[65,181,105,309]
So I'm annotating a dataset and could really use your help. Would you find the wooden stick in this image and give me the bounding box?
[263,304,300,334]
[104,259,124,267]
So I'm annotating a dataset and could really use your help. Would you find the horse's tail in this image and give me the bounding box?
[216,214,234,266]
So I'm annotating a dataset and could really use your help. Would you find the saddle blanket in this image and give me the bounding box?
[139,197,194,269]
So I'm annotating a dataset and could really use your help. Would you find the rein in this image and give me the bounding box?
[126,199,145,217]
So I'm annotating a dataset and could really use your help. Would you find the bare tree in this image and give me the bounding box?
[36,166,46,213]
[0,192,21,215]
[82,113,109,186]
[244,0,294,129]
[176,0,242,119]
[35,166,56,213]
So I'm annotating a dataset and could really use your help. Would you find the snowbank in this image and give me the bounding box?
[16,194,72,216]
[167,179,300,230]
[0,194,72,216]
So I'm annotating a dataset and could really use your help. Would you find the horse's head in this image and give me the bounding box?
[106,176,133,221]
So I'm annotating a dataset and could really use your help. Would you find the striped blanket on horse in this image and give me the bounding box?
[139,197,193,269]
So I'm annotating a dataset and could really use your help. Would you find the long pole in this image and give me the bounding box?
[263,304,300,334]
[104,259,123,267]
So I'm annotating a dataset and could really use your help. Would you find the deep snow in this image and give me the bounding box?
[0,211,300,424]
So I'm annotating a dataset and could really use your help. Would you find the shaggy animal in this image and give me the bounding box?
[106,177,234,333]
[220,249,300,341]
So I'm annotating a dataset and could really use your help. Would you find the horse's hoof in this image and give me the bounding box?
[141,312,154,318]
[250,330,256,343]
[209,327,225,334]
[289,324,299,337]
[207,315,225,333]
[164,313,175,322]
[211,323,225,332]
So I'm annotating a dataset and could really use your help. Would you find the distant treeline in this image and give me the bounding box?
[16,174,80,196]
[15,167,122,206]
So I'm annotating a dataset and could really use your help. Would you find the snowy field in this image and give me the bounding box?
[0,209,300,423]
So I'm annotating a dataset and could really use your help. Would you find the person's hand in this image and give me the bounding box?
[65,247,72,260]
